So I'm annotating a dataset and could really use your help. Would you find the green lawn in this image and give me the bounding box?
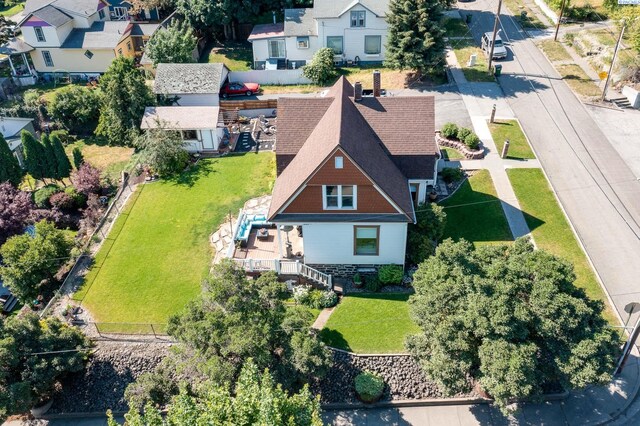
[440,170,513,245]
[0,2,23,17]
[201,42,253,71]
[507,168,617,324]
[452,40,496,83]
[487,119,535,160]
[440,147,464,160]
[443,17,470,38]
[320,293,419,354]
[65,137,134,182]
[74,154,276,326]
[538,40,572,62]
[557,64,601,98]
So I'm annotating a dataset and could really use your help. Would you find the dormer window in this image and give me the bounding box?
[98,9,105,20]
[351,10,366,27]
[323,185,356,210]
[335,156,343,169]
[34,27,45,42]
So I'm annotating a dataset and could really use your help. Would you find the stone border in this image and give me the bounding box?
[436,132,485,159]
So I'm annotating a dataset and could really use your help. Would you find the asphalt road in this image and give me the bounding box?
[457,0,640,325]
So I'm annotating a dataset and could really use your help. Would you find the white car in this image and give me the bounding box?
[481,31,507,60]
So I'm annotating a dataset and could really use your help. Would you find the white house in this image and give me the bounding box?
[248,0,389,70]
[1,117,36,167]
[153,63,230,107]
[140,106,226,153]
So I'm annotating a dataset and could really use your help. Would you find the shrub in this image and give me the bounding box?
[319,290,338,308]
[441,122,459,139]
[464,133,481,150]
[353,273,362,284]
[293,286,311,306]
[64,186,87,208]
[378,265,404,285]
[308,289,324,309]
[302,47,338,85]
[440,167,464,184]
[355,371,385,403]
[33,184,62,208]
[456,127,472,141]
[49,191,75,211]
[364,275,382,292]
[72,163,102,195]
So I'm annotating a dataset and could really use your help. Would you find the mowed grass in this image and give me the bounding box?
[557,64,601,98]
[0,2,23,16]
[441,147,464,160]
[487,119,535,160]
[201,42,252,71]
[320,293,419,353]
[74,154,276,325]
[507,168,617,324]
[65,138,134,181]
[443,17,470,38]
[452,40,496,83]
[440,170,513,245]
[538,40,572,62]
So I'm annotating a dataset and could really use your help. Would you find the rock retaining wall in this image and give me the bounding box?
[437,133,485,160]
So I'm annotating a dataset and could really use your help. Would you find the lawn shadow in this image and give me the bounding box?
[521,210,545,234]
[319,328,351,352]
[200,41,252,68]
[166,160,217,188]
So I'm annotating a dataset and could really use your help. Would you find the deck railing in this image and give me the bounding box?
[233,258,332,289]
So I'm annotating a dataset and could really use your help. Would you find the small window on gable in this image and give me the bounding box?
[323,185,356,210]
[351,10,366,27]
[297,36,309,49]
[335,156,343,169]
[84,50,94,59]
[34,26,45,42]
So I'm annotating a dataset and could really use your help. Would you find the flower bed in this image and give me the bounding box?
[437,131,484,159]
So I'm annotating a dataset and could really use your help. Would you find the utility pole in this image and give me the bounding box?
[615,313,640,376]
[601,23,626,102]
[487,0,503,74]
[554,0,567,42]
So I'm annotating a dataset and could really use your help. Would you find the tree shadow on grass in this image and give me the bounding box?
[166,159,217,188]
[319,328,352,352]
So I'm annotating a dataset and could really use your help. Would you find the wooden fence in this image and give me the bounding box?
[220,99,278,111]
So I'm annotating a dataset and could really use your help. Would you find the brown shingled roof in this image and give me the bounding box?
[269,77,415,222]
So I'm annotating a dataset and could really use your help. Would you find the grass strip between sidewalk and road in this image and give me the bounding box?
[507,168,618,325]
[487,119,536,160]
[538,40,572,62]
[452,39,496,83]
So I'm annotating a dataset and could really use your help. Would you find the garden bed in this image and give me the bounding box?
[436,132,484,159]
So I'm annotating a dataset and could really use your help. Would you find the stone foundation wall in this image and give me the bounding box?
[307,264,397,278]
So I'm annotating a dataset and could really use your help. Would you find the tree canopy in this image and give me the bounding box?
[302,48,338,85]
[135,122,189,176]
[0,135,23,187]
[407,238,620,412]
[111,360,322,426]
[48,86,100,134]
[0,182,33,246]
[96,57,155,146]
[406,202,446,265]
[145,21,197,67]
[384,0,446,74]
[0,314,90,422]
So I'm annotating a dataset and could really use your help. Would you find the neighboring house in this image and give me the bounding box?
[140,106,226,153]
[109,0,160,22]
[249,0,389,70]
[153,63,229,107]
[8,0,157,75]
[266,76,438,275]
[1,117,36,167]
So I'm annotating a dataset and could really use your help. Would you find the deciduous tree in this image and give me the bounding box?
[135,122,189,176]
[0,182,33,245]
[407,238,620,413]
[48,86,100,134]
[71,163,101,196]
[385,0,446,75]
[145,21,197,67]
[0,135,23,187]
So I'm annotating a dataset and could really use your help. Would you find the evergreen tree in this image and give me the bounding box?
[21,130,46,181]
[145,21,197,67]
[384,0,446,75]
[0,135,24,187]
[72,147,84,170]
[51,133,72,180]
[41,134,58,180]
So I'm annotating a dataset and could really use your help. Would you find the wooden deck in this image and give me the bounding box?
[233,228,303,260]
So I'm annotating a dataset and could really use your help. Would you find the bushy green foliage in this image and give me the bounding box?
[22,130,47,181]
[145,20,197,67]
[135,126,189,176]
[385,0,446,73]
[0,134,23,187]
[0,220,72,302]
[440,167,464,184]
[456,127,472,141]
[293,287,338,309]
[319,290,338,308]
[48,86,100,133]
[64,186,87,208]
[302,47,338,85]
[34,184,62,208]
[364,275,382,292]
[441,122,459,139]
[378,265,404,285]
[0,314,90,422]
[407,202,447,265]
[114,360,323,426]
[407,238,621,413]
[72,147,84,170]
[51,133,72,180]
[354,371,385,402]
[464,132,481,150]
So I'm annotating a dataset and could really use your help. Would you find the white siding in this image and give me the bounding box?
[172,93,219,107]
[300,222,407,265]
[22,22,72,47]
[30,47,115,73]
[251,36,320,64]
[182,128,222,152]
[317,5,388,62]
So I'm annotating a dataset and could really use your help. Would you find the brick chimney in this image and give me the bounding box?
[373,70,381,97]
[354,81,363,101]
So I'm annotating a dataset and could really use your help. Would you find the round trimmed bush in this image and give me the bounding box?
[34,185,62,208]
[319,290,338,308]
[364,275,382,292]
[49,191,75,211]
[456,127,472,141]
[355,371,384,403]
[378,265,404,285]
[464,133,481,150]
[308,289,324,309]
[441,122,459,139]
[441,167,464,184]
[64,186,87,208]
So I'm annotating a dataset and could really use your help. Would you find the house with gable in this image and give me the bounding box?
[257,75,438,277]
[248,0,389,70]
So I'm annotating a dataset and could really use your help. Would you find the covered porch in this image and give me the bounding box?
[0,38,37,87]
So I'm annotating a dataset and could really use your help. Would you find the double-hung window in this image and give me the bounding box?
[34,26,46,42]
[323,185,356,210]
[354,226,379,255]
[350,10,366,27]
[364,35,381,55]
[326,36,343,55]
[42,51,54,67]
[268,39,286,58]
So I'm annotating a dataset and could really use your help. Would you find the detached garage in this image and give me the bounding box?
[153,63,229,106]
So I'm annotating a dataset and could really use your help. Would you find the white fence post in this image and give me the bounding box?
[275,259,281,274]
[248,259,254,272]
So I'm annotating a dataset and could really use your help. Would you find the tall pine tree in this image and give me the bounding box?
[0,135,24,187]
[384,0,446,75]
[51,133,71,180]
[21,130,47,181]
[72,147,84,170]
[41,134,58,180]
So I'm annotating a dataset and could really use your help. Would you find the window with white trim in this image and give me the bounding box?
[268,39,286,58]
[350,10,366,27]
[335,156,343,169]
[297,36,309,49]
[42,50,54,67]
[34,26,45,42]
[365,36,381,55]
[326,36,343,55]
[354,226,379,255]
[323,185,356,210]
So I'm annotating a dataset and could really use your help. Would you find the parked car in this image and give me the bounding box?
[481,31,507,60]
[220,82,261,98]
